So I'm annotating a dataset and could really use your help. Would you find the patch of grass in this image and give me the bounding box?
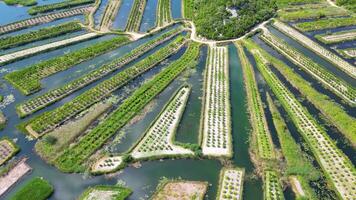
[3,0,37,6]
[278,6,349,21]
[10,177,53,200]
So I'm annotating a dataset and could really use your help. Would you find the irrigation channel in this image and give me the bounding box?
[1,1,354,200]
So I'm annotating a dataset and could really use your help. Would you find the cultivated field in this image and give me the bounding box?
[217,168,244,200]
[201,46,232,157]
[152,180,208,200]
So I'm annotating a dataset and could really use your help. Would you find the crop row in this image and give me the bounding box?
[250,47,356,199]
[125,0,146,32]
[315,29,356,44]
[182,0,194,19]
[54,41,201,172]
[0,6,91,36]
[260,30,356,105]
[264,170,285,200]
[28,0,95,15]
[156,0,172,27]
[17,28,183,117]
[78,185,132,200]
[5,36,130,95]
[99,0,122,31]
[23,36,187,137]
[217,168,244,200]
[0,138,19,166]
[201,46,232,157]
[295,16,356,31]
[236,43,275,160]
[273,21,356,79]
[130,86,194,159]
[278,5,349,21]
[0,32,100,65]
[0,22,82,50]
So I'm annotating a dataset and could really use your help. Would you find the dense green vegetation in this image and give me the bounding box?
[156,0,172,26]
[236,42,275,160]
[28,0,95,15]
[78,185,132,200]
[17,28,182,117]
[336,0,356,12]
[182,0,194,19]
[267,94,319,199]
[10,177,53,200]
[255,43,356,146]
[125,0,146,32]
[0,22,82,50]
[275,0,321,8]
[5,36,129,95]
[189,0,276,40]
[278,5,349,21]
[3,0,37,6]
[22,36,186,136]
[295,16,356,31]
[54,42,201,172]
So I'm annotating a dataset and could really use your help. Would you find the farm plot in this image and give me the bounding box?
[125,0,146,32]
[315,29,356,44]
[338,48,356,59]
[273,21,356,79]
[236,42,275,160]
[264,170,285,200]
[10,177,53,200]
[295,16,356,32]
[0,6,92,36]
[28,0,95,15]
[130,86,194,160]
[0,158,32,197]
[217,168,244,200]
[248,46,356,200]
[260,30,356,105]
[23,36,187,138]
[54,42,201,173]
[201,46,232,158]
[0,139,19,166]
[152,180,208,200]
[0,22,82,50]
[100,0,122,31]
[17,28,183,117]
[4,36,129,95]
[78,185,132,200]
[182,0,194,19]
[156,0,172,27]
[0,32,100,65]
[0,112,5,130]
[91,156,123,173]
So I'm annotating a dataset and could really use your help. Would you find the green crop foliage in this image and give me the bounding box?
[3,0,37,6]
[125,0,146,32]
[156,0,172,26]
[295,16,356,31]
[0,22,82,50]
[5,36,130,95]
[278,6,349,21]
[10,177,53,200]
[28,0,95,15]
[54,42,201,172]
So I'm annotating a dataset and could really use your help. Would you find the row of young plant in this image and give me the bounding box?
[0,6,91,36]
[54,41,201,172]
[264,170,285,200]
[246,42,355,199]
[256,43,356,147]
[315,29,356,44]
[295,16,356,31]
[28,0,95,15]
[99,0,122,31]
[236,43,275,160]
[22,36,187,137]
[17,28,183,117]
[0,138,20,166]
[125,0,146,32]
[5,36,130,95]
[272,21,356,79]
[130,85,194,160]
[0,22,82,50]
[0,32,100,65]
[266,93,320,199]
[260,30,356,105]
[182,0,194,19]
[156,0,172,27]
[201,46,232,158]
[216,167,244,200]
